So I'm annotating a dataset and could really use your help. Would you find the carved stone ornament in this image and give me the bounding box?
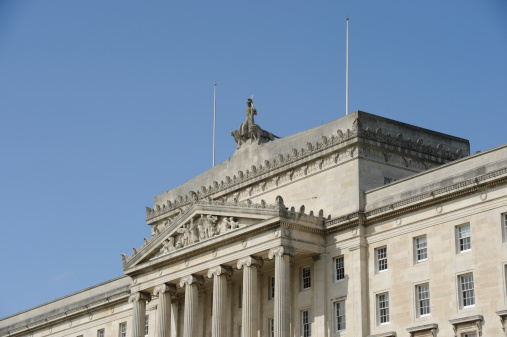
[128,292,151,304]
[153,283,177,296]
[207,265,233,279]
[179,275,205,288]
[268,246,296,259]
[237,256,264,269]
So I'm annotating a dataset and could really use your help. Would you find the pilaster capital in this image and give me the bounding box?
[268,246,296,259]
[153,283,177,296]
[207,265,233,279]
[237,256,263,269]
[128,291,151,304]
[179,274,205,288]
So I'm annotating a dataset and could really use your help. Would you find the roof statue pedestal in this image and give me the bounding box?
[231,98,279,153]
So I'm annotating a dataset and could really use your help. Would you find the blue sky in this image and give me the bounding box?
[0,1,506,318]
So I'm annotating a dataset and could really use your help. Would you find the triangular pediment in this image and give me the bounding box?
[122,199,283,272]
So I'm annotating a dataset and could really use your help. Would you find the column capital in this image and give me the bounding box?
[179,274,205,288]
[128,291,151,304]
[153,283,177,296]
[207,265,233,278]
[237,256,263,269]
[268,246,296,259]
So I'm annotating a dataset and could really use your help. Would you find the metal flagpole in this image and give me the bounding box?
[213,82,217,167]
[346,17,349,116]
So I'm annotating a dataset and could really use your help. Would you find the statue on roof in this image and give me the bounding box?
[231,98,279,150]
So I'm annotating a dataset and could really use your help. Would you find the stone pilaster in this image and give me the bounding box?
[237,256,263,337]
[129,292,152,337]
[268,246,296,337]
[207,266,233,337]
[179,275,205,337]
[153,284,177,337]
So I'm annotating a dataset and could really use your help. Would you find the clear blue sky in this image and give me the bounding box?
[1,1,506,318]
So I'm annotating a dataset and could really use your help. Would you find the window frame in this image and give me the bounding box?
[415,283,430,317]
[97,329,105,337]
[334,256,345,282]
[376,247,388,273]
[268,318,274,337]
[334,300,346,332]
[376,292,390,325]
[459,273,475,309]
[301,266,311,290]
[145,315,149,336]
[456,224,471,253]
[119,322,127,337]
[268,276,275,300]
[301,309,312,337]
[414,235,428,263]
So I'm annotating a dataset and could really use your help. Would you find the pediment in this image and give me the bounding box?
[122,199,283,272]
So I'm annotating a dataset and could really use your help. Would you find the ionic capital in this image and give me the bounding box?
[179,274,205,288]
[153,283,177,296]
[237,256,263,269]
[207,265,233,279]
[268,246,296,259]
[128,291,151,303]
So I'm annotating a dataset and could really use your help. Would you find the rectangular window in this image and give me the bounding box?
[269,318,274,337]
[301,267,311,290]
[459,273,475,308]
[97,329,104,337]
[415,236,428,263]
[334,301,346,332]
[457,224,471,252]
[334,256,345,281]
[301,309,312,337]
[239,285,243,308]
[504,214,507,242]
[376,247,388,272]
[377,293,389,325]
[120,322,127,337]
[416,283,430,317]
[145,316,149,336]
[268,276,275,300]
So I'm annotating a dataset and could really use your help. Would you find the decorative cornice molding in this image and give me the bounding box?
[237,256,263,269]
[179,275,205,288]
[449,315,483,337]
[268,246,296,259]
[207,265,233,279]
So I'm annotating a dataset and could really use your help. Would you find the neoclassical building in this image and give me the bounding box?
[2,104,507,337]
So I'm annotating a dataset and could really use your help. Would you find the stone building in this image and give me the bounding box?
[2,103,507,337]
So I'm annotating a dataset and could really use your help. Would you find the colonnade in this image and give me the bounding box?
[129,246,295,337]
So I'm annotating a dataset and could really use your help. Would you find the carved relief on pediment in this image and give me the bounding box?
[155,214,243,258]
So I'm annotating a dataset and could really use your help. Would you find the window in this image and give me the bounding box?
[268,276,275,300]
[301,267,311,290]
[301,309,312,337]
[377,293,389,325]
[239,285,243,308]
[376,247,388,272]
[416,283,430,317]
[97,329,104,337]
[415,236,428,263]
[269,318,274,337]
[457,224,471,252]
[119,322,127,337]
[145,315,149,336]
[334,256,345,281]
[459,273,475,308]
[334,301,346,332]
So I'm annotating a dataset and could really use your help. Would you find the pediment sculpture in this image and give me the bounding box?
[156,215,242,257]
[231,98,279,149]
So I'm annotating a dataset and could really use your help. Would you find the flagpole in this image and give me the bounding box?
[346,17,349,116]
[213,82,216,167]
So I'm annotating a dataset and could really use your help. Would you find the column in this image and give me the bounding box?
[170,295,179,337]
[153,284,177,337]
[179,275,205,337]
[207,265,233,337]
[268,246,296,337]
[129,292,151,337]
[237,256,263,337]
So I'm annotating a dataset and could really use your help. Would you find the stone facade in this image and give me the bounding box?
[2,108,507,337]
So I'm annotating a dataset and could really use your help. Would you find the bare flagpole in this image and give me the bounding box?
[346,17,349,115]
[213,82,217,167]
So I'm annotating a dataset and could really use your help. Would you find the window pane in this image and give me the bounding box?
[378,293,389,324]
[335,256,345,281]
[458,225,471,251]
[302,267,311,289]
[377,248,388,272]
[302,310,311,337]
[460,274,475,307]
[335,301,346,331]
[417,284,430,316]
[145,316,149,336]
[416,236,427,262]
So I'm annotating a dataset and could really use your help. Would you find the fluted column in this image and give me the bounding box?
[207,265,233,337]
[179,275,205,337]
[153,284,177,337]
[129,292,151,337]
[237,256,263,337]
[170,295,179,337]
[269,246,296,337]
